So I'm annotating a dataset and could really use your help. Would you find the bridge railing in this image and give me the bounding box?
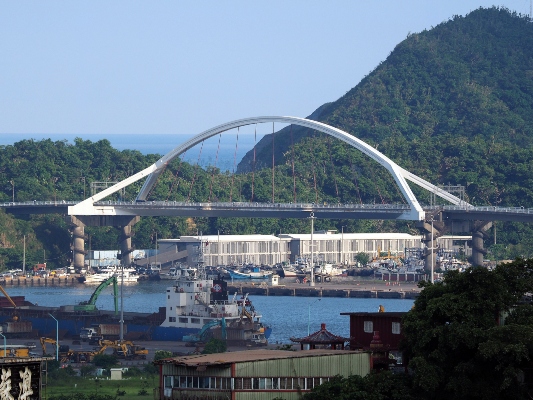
[3,201,533,215]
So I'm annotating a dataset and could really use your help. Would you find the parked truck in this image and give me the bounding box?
[0,321,33,338]
[80,324,126,344]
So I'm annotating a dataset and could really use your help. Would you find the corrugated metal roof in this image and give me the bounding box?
[155,349,361,367]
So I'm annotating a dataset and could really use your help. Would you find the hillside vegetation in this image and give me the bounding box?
[2,7,533,269]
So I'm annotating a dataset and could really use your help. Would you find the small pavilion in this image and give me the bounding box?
[290,323,350,350]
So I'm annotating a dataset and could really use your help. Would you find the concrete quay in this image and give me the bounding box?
[228,278,421,300]
[0,275,80,286]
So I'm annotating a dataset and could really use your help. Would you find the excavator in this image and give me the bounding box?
[40,337,70,360]
[98,339,148,360]
[74,276,118,314]
[41,336,110,363]
[182,318,227,343]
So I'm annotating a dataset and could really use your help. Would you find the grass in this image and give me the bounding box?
[44,373,159,399]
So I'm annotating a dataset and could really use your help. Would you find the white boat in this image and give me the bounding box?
[161,265,271,343]
[81,267,139,284]
[160,267,180,280]
[280,265,303,278]
[314,263,345,276]
[228,267,273,280]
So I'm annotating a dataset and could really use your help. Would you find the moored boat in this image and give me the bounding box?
[161,266,270,344]
[228,267,273,280]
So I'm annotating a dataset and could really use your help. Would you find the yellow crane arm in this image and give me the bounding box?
[0,285,17,308]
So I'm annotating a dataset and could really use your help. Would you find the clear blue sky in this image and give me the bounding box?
[0,1,531,137]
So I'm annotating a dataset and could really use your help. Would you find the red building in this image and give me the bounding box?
[341,312,406,365]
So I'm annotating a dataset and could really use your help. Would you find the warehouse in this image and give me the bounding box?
[154,349,371,400]
[157,232,470,267]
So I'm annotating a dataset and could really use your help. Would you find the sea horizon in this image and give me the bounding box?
[0,133,263,168]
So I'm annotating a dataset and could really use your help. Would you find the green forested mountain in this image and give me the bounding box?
[237,6,533,256]
[240,7,533,207]
[2,7,533,269]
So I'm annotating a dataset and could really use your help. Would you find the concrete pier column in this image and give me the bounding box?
[119,218,139,266]
[69,216,88,270]
[72,225,86,270]
[69,215,140,269]
[471,221,492,267]
[417,215,446,277]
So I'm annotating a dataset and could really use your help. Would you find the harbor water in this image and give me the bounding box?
[4,281,414,344]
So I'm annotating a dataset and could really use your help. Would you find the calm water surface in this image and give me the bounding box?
[5,281,414,343]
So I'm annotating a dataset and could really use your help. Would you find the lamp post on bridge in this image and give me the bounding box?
[341,226,346,266]
[309,213,315,287]
[10,180,14,202]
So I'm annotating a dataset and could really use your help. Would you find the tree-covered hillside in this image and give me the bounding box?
[2,7,533,269]
[237,6,533,256]
[241,7,533,206]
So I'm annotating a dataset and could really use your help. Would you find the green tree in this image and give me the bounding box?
[302,372,414,400]
[202,338,227,354]
[153,350,173,361]
[354,252,370,266]
[92,353,119,369]
[401,259,533,400]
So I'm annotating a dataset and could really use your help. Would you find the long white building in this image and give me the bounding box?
[157,232,471,267]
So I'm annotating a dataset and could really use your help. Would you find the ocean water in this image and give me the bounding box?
[0,133,263,168]
[3,281,413,344]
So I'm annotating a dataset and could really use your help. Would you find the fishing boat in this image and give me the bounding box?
[228,266,273,280]
[161,265,270,343]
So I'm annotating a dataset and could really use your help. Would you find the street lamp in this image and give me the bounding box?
[49,313,58,361]
[309,213,315,287]
[308,298,321,335]
[9,180,14,202]
[341,226,346,266]
[0,332,5,357]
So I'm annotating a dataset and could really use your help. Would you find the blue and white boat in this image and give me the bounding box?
[160,266,271,343]
[228,267,273,280]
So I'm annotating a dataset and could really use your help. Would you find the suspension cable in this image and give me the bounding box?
[290,124,296,203]
[229,128,239,202]
[186,141,205,202]
[250,125,257,202]
[308,132,319,203]
[369,163,385,204]
[271,122,275,203]
[208,134,222,202]
[349,160,363,204]
[166,150,187,201]
[326,136,340,198]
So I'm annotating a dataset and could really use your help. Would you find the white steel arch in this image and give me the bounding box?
[69,116,468,219]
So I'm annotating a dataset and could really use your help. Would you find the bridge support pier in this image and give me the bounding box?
[69,215,140,270]
[471,221,492,267]
[71,224,87,270]
[417,214,447,279]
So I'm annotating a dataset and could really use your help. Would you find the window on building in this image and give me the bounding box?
[179,317,188,323]
[392,322,401,334]
[169,317,176,322]
[364,320,373,333]
[164,376,173,388]
[191,318,201,324]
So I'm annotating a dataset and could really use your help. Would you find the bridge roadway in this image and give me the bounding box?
[3,200,533,223]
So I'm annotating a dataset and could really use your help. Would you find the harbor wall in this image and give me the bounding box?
[227,283,420,300]
[0,276,420,299]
